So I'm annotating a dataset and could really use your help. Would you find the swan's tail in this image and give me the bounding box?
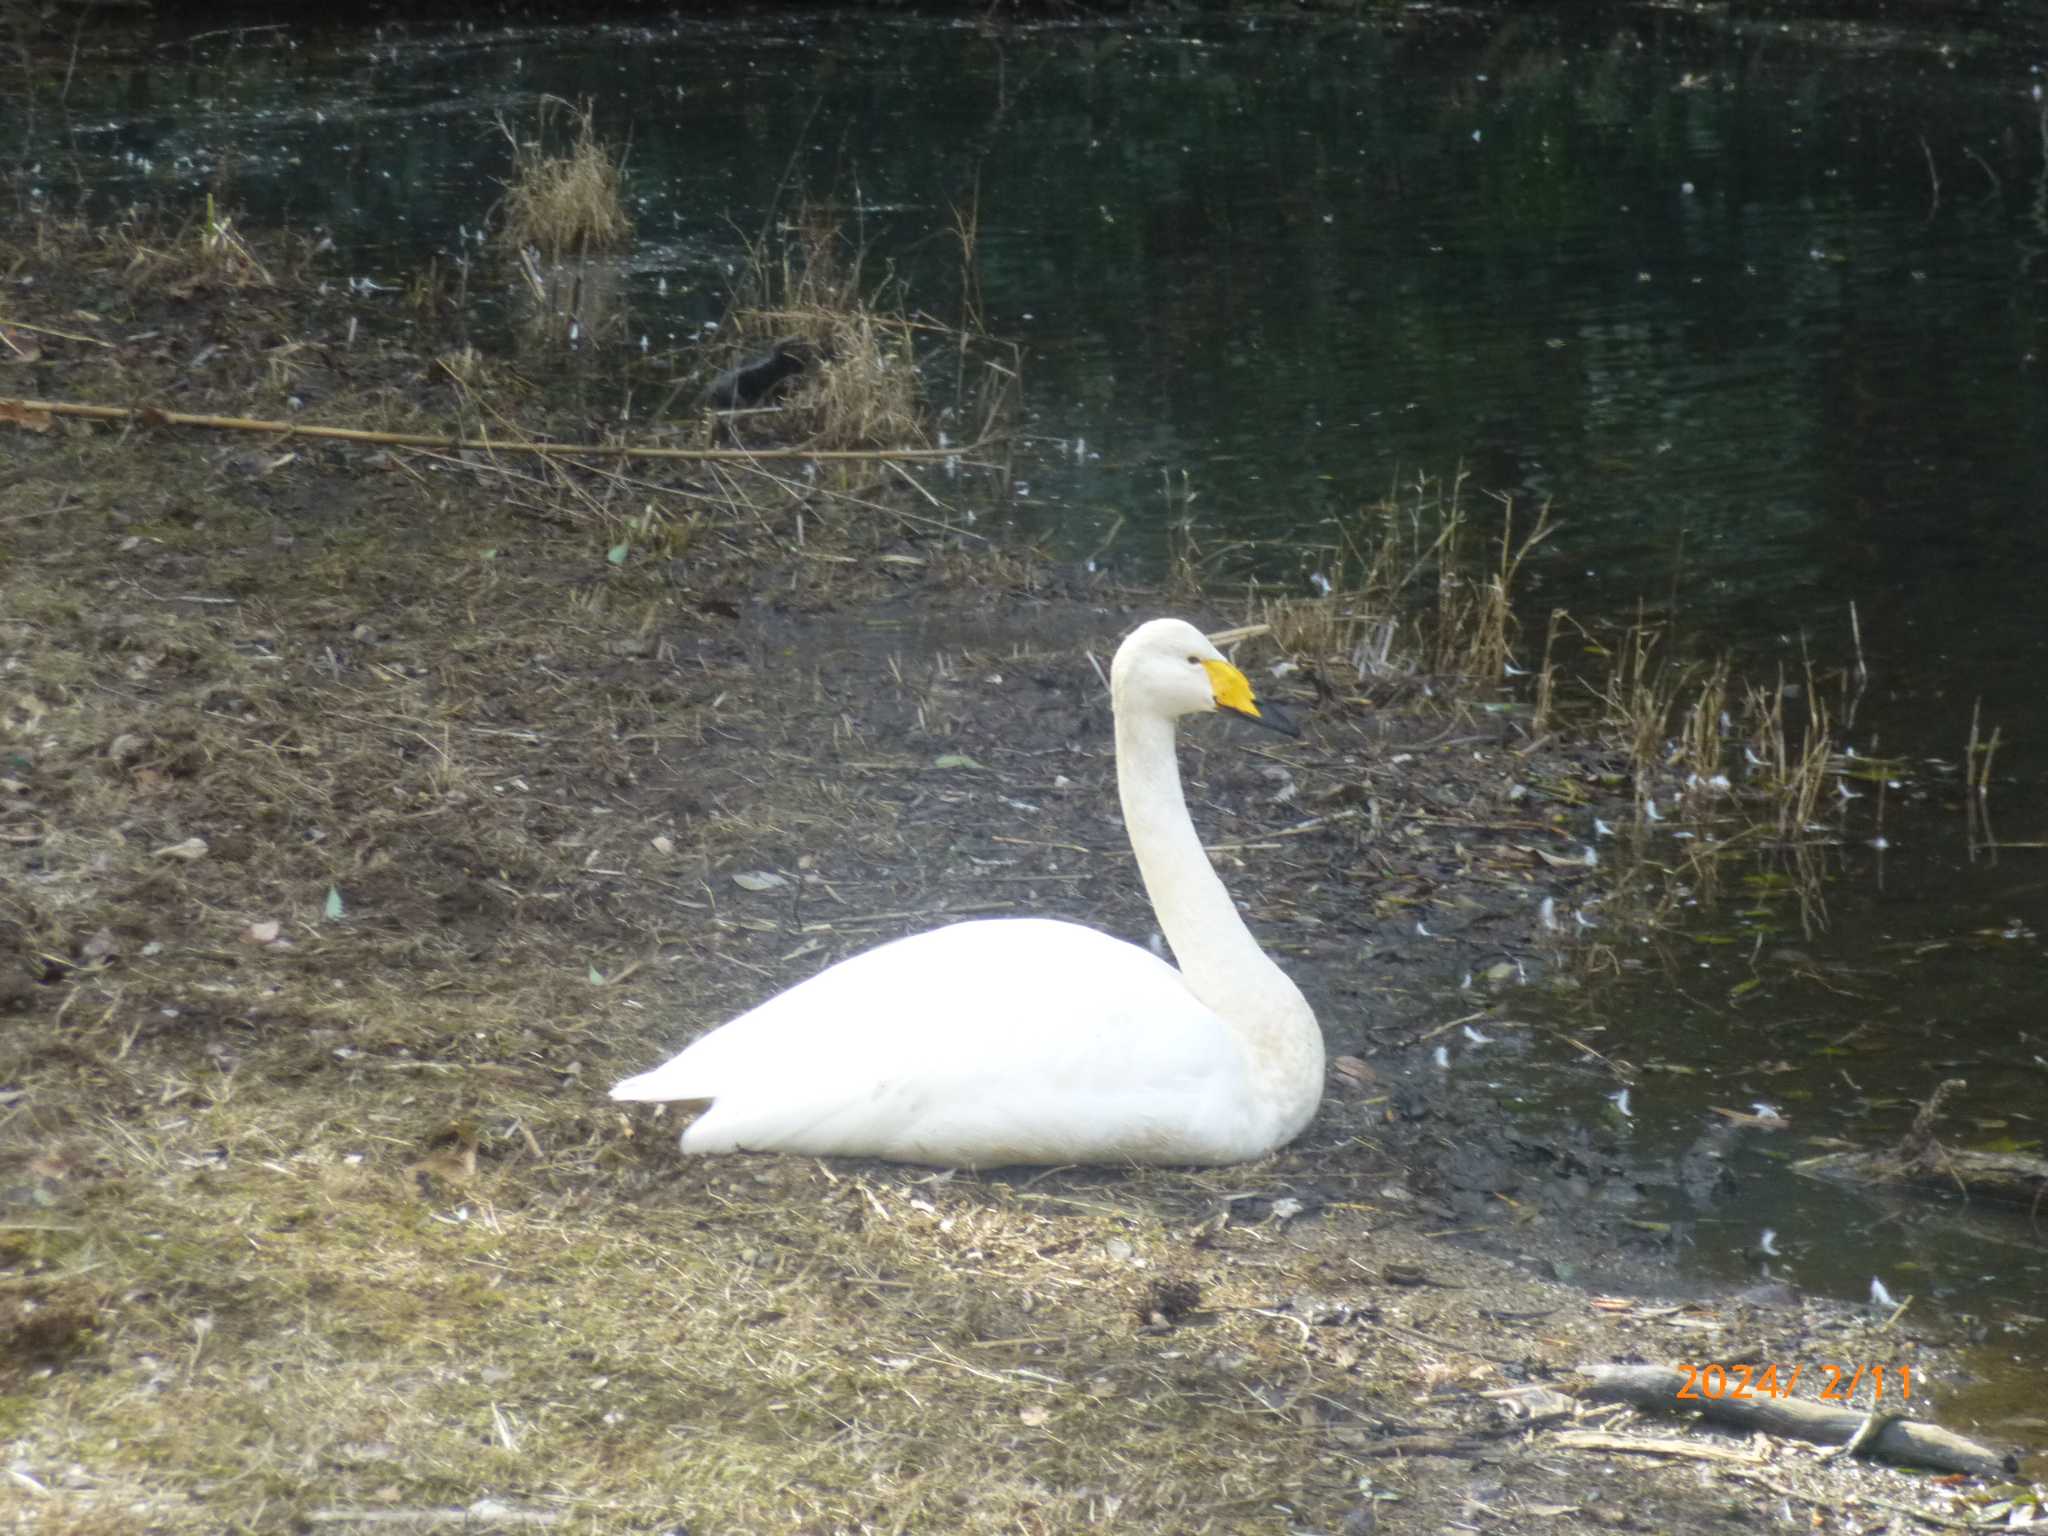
[609,1061,709,1103]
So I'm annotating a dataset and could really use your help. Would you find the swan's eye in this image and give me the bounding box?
[1186,655,1201,665]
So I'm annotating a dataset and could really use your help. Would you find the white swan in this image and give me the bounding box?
[610,617,1324,1167]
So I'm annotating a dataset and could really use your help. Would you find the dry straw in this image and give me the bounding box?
[708,204,941,458]
[498,96,630,260]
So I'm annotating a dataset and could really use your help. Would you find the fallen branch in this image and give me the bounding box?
[1549,1429,1761,1465]
[1795,1078,2048,1211]
[1576,1363,2013,1478]
[2,395,999,463]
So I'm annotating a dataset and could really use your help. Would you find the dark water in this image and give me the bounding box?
[11,5,2047,1419]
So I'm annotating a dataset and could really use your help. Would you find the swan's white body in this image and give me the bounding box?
[611,618,1325,1167]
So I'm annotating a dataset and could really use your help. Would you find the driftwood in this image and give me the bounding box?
[1577,1363,2014,1478]
[1,395,993,464]
[1798,1146,2048,1208]
[1794,1079,2048,1211]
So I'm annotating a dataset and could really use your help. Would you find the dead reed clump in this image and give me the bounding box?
[498,97,630,261]
[1247,471,1554,696]
[1591,613,1689,813]
[1159,472,1221,606]
[1429,489,1554,685]
[1739,670,1835,844]
[821,312,924,445]
[1675,659,1729,781]
[111,195,277,296]
[1556,627,1854,953]
[710,206,934,455]
[1530,607,1565,736]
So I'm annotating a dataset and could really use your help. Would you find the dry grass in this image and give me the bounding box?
[0,427,1621,1536]
[1530,606,1565,736]
[1226,480,1865,966]
[1741,670,1834,844]
[492,98,632,352]
[498,97,630,260]
[1588,612,1690,816]
[86,196,279,298]
[1558,625,1855,959]
[1161,470,1215,605]
[1,1139,1395,1531]
[707,203,1017,461]
[712,214,921,456]
[1248,470,1554,695]
[0,437,1033,1529]
[0,238,1460,1517]
[3,213,1961,1536]
[1231,469,1845,954]
[1676,658,1729,783]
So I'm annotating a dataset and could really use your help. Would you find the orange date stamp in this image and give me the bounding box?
[1677,1362,1913,1403]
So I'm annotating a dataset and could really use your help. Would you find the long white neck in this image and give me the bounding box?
[1114,709,1290,1013]
[1111,689,1325,1152]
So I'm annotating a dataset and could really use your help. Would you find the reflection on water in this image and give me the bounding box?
[11,4,2045,1391]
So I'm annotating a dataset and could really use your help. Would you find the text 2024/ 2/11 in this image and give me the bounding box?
[1677,1363,1914,1403]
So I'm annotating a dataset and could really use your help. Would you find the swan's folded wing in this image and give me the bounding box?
[610,917,1254,1165]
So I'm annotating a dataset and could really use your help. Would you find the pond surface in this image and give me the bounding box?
[12,4,2046,1415]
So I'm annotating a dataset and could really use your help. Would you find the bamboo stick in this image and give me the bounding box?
[2,396,994,463]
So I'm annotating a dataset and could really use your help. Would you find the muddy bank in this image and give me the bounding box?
[0,219,2023,1532]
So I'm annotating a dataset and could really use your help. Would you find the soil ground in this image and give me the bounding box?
[0,220,2014,1533]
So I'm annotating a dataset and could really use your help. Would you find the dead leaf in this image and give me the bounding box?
[1018,1405,1051,1427]
[227,450,298,478]
[240,920,282,946]
[409,1122,479,1188]
[0,399,53,433]
[1521,844,1593,870]
[732,870,789,892]
[152,836,209,861]
[1331,1055,1375,1088]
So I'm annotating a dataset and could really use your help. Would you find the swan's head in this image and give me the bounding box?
[1111,618,1293,733]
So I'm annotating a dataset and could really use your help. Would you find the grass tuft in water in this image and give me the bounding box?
[497,96,630,261]
[714,204,931,455]
[1247,469,1555,696]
